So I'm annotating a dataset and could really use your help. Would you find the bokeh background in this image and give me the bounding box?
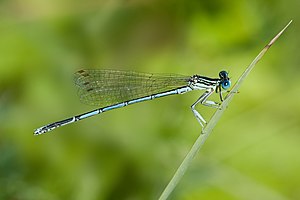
[0,0,299,199]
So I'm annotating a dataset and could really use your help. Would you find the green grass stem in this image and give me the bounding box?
[158,20,292,200]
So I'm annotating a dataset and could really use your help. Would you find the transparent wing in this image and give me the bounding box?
[74,69,190,107]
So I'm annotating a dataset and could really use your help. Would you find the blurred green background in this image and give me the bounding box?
[0,0,299,199]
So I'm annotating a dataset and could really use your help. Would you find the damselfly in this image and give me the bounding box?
[34,69,231,135]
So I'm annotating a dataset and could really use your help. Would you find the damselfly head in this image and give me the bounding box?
[219,71,228,79]
[219,71,231,90]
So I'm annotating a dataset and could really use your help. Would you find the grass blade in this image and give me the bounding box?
[158,20,292,200]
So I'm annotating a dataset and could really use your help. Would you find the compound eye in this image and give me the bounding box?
[219,71,228,79]
[221,79,231,90]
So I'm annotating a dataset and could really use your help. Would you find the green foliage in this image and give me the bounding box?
[0,1,299,200]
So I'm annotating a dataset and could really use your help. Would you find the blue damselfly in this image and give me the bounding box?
[34,69,231,135]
